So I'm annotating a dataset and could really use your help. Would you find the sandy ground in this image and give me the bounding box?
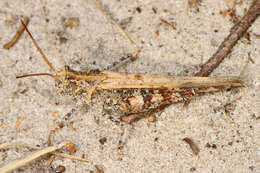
[0,0,259,172]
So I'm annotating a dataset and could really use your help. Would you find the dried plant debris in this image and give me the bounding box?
[188,0,202,8]
[119,16,133,30]
[160,18,176,30]
[183,137,200,155]
[0,141,90,172]
[92,0,133,44]
[226,0,237,10]
[3,17,29,49]
[95,165,104,173]
[152,7,157,14]
[188,0,202,12]
[47,122,65,146]
[196,0,260,77]
[63,17,80,28]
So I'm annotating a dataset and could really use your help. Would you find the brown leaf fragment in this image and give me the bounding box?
[65,141,76,153]
[183,137,200,155]
[155,30,159,36]
[63,17,80,28]
[12,92,19,99]
[188,0,201,8]
[152,7,157,14]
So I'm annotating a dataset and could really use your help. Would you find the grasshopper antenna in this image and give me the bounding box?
[16,20,58,79]
[16,73,56,79]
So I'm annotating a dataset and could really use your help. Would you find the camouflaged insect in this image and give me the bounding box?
[17,21,244,123]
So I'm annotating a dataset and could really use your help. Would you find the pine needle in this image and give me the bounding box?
[92,0,134,44]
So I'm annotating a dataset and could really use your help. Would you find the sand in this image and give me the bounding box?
[0,0,259,172]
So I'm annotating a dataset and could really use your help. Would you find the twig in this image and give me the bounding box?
[47,123,64,146]
[52,152,90,162]
[3,17,29,49]
[160,18,176,30]
[45,154,55,166]
[247,52,255,64]
[0,142,39,150]
[0,142,67,173]
[195,0,260,77]
[92,0,134,44]
[0,142,90,172]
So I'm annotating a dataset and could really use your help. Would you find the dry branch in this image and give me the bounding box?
[196,0,260,77]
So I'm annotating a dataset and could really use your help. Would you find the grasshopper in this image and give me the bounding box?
[17,21,244,123]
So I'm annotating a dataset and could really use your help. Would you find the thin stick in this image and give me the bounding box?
[92,0,134,44]
[0,142,67,173]
[3,17,29,49]
[195,0,260,77]
[0,141,90,172]
[0,142,90,163]
[160,18,176,30]
[21,20,58,74]
[0,142,39,150]
[52,152,91,163]
[45,154,55,166]
[173,0,260,105]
